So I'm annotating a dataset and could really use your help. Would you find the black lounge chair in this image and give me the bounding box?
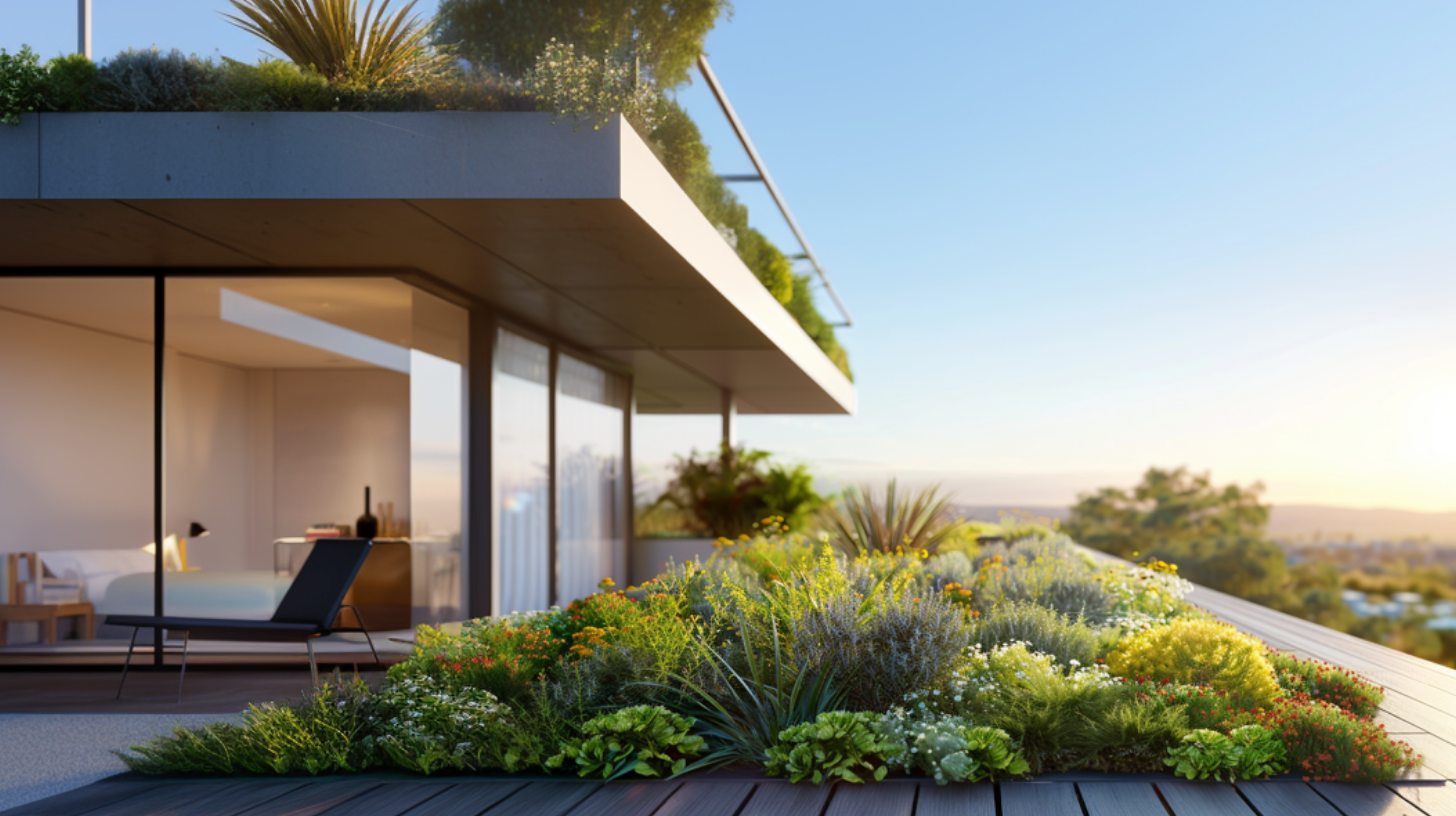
[107,538,379,701]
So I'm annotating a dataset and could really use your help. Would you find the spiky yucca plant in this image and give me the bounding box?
[223,0,439,86]
[829,480,960,557]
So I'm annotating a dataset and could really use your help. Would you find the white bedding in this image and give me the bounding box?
[101,571,292,620]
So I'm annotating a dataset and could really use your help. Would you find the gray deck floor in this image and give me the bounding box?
[2,775,1451,816]
[6,568,1454,816]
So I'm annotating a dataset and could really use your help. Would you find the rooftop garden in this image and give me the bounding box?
[0,0,852,379]
[122,482,1422,786]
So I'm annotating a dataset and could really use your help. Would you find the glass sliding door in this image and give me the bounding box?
[0,278,154,642]
[494,329,551,614]
[556,354,629,604]
[162,277,466,632]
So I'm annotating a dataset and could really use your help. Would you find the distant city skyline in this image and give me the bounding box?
[8,1,1454,512]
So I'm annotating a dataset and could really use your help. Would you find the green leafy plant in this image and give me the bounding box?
[655,444,824,538]
[120,679,375,775]
[1105,618,1282,709]
[827,480,959,557]
[0,46,46,125]
[1165,725,1286,782]
[41,53,99,112]
[766,711,902,784]
[877,714,1029,784]
[223,0,442,87]
[546,705,705,780]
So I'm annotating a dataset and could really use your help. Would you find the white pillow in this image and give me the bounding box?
[39,549,156,604]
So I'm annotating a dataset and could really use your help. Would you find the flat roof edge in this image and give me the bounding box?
[617,117,856,415]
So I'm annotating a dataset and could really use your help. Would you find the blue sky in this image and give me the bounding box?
[8,2,1456,510]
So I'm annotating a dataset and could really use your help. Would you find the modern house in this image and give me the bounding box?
[0,111,855,638]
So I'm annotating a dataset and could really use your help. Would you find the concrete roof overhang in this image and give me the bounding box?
[0,112,854,415]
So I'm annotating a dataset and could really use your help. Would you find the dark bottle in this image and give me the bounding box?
[356,486,379,540]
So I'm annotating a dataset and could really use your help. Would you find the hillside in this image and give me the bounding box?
[953,503,1456,544]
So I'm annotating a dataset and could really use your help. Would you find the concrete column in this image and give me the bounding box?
[721,389,737,449]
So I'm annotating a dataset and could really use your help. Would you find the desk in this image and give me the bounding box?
[0,602,95,646]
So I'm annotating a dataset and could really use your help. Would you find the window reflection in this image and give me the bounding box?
[495,330,550,614]
[556,354,628,605]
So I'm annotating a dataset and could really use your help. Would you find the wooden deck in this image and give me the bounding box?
[5,571,1455,816]
[3,773,1452,816]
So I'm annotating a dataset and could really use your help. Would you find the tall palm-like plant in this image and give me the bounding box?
[223,0,439,86]
[828,480,960,557]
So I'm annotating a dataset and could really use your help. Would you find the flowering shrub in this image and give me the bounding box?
[1265,650,1384,718]
[968,602,1100,669]
[876,712,1029,783]
[1165,725,1286,781]
[547,705,705,780]
[1105,619,1281,709]
[1235,697,1420,783]
[766,711,903,784]
[368,675,539,774]
[399,618,565,703]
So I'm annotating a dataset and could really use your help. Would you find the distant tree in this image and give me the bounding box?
[433,0,729,87]
[1067,467,1286,599]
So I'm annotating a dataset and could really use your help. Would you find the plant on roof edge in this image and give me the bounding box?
[223,0,444,87]
[828,480,960,557]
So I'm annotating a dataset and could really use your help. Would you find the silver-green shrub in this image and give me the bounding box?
[969,602,1100,668]
[973,535,1114,623]
[97,48,223,111]
[791,586,968,711]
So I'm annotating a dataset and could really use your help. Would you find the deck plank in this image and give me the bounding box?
[480,782,598,816]
[737,781,833,816]
[653,781,756,816]
[316,780,453,816]
[82,780,243,816]
[1236,782,1343,816]
[140,780,308,816]
[821,783,915,816]
[1389,783,1456,816]
[999,782,1082,816]
[914,783,995,816]
[400,782,524,816]
[236,779,380,816]
[0,778,162,816]
[1404,734,1456,780]
[1078,781,1165,816]
[1311,781,1437,816]
[1378,710,1426,735]
[1157,781,1257,816]
[564,780,681,816]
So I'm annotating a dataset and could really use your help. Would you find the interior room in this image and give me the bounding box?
[0,276,467,652]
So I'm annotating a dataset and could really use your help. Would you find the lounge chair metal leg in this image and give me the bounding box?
[306,638,318,687]
[116,628,139,700]
[339,604,380,667]
[176,631,189,703]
